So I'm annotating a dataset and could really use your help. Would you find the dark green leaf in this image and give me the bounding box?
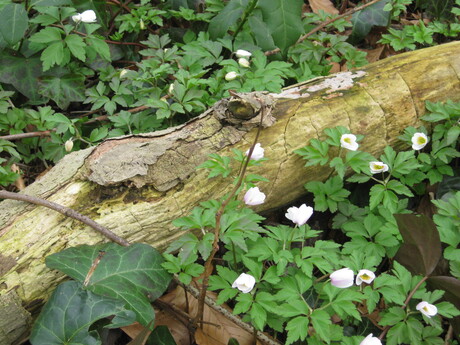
[258,0,303,54]
[65,34,86,62]
[0,4,28,46]
[351,0,390,40]
[0,52,45,102]
[248,10,277,51]
[394,214,441,276]
[38,73,86,109]
[208,0,248,39]
[428,276,460,312]
[30,281,136,345]
[145,326,177,345]
[30,0,72,7]
[46,243,172,328]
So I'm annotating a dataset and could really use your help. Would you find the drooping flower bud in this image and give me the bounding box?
[232,273,256,293]
[64,139,74,152]
[330,268,354,288]
[225,71,239,81]
[238,58,250,68]
[235,49,252,58]
[244,187,266,206]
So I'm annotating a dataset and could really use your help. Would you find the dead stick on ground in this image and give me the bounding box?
[265,0,384,56]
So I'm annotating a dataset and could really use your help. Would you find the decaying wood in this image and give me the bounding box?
[1,41,460,343]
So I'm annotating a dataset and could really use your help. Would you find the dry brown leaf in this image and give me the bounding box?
[360,45,385,63]
[308,0,339,14]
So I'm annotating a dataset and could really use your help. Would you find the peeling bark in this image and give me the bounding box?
[1,41,460,343]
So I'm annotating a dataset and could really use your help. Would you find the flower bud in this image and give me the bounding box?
[244,187,266,206]
[355,269,376,285]
[360,334,382,345]
[411,132,429,150]
[232,273,256,293]
[285,204,314,226]
[235,49,252,58]
[245,143,264,161]
[72,10,97,23]
[119,69,129,78]
[168,83,174,94]
[416,301,437,318]
[238,58,250,68]
[139,18,145,30]
[340,133,359,151]
[225,71,239,81]
[330,268,354,288]
[369,161,389,174]
[64,139,74,152]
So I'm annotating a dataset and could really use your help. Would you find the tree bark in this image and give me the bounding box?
[1,41,460,343]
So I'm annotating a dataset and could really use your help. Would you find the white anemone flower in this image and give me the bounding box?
[356,269,376,285]
[330,268,354,288]
[244,187,266,206]
[72,10,97,23]
[238,58,250,68]
[411,132,429,150]
[232,273,256,293]
[235,49,252,58]
[340,133,359,151]
[416,301,438,318]
[369,161,389,174]
[360,333,382,345]
[285,204,314,226]
[225,71,239,81]
[245,143,264,161]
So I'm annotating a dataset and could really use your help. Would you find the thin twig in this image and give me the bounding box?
[0,190,130,246]
[265,0,384,56]
[0,130,53,141]
[379,275,429,340]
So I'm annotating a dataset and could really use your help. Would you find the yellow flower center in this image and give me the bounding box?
[344,138,351,144]
[417,136,426,145]
[374,164,383,170]
[423,306,429,312]
[361,273,371,280]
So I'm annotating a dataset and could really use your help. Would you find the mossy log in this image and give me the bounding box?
[1,41,460,344]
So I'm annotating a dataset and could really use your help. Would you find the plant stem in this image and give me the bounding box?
[194,103,267,326]
[233,0,258,40]
[0,190,130,246]
[378,275,429,340]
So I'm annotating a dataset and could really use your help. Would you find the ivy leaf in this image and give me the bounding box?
[0,4,28,46]
[46,243,172,328]
[258,0,303,54]
[394,214,441,276]
[350,0,390,40]
[38,73,86,110]
[30,281,136,345]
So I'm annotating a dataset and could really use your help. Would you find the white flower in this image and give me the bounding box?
[285,204,314,226]
[245,143,264,161]
[168,83,174,94]
[119,69,129,78]
[356,269,376,285]
[360,333,382,345]
[340,133,359,151]
[232,273,256,293]
[238,58,250,68]
[244,187,266,206]
[235,49,252,58]
[225,71,239,81]
[72,10,97,23]
[369,161,389,174]
[64,139,74,152]
[416,301,437,318]
[330,268,354,288]
[411,132,429,150]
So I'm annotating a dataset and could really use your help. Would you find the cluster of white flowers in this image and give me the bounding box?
[224,50,252,81]
[243,143,266,206]
[330,268,376,288]
[72,10,97,23]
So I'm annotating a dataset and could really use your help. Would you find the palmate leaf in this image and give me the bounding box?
[30,281,136,345]
[46,243,172,328]
[258,0,303,54]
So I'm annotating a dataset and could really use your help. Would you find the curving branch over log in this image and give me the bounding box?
[1,41,460,344]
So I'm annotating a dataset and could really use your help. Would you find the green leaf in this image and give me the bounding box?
[0,4,28,46]
[46,243,172,327]
[386,180,413,197]
[0,52,44,102]
[29,27,63,44]
[294,139,329,166]
[258,0,303,54]
[369,184,385,209]
[351,0,390,40]
[65,34,86,61]
[146,325,177,345]
[41,41,66,71]
[248,10,277,51]
[379,306,406,325]
[30,281,136,345]
[310,309,332,343]
[394,214,441,276]
[250,303,267,330]
[38,73,86,110]
[30,0,72,7]
[87,36,111,61]
[208,0,248,39]
[285,316,309,345]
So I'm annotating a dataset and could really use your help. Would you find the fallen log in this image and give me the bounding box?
[1,41,460,344]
